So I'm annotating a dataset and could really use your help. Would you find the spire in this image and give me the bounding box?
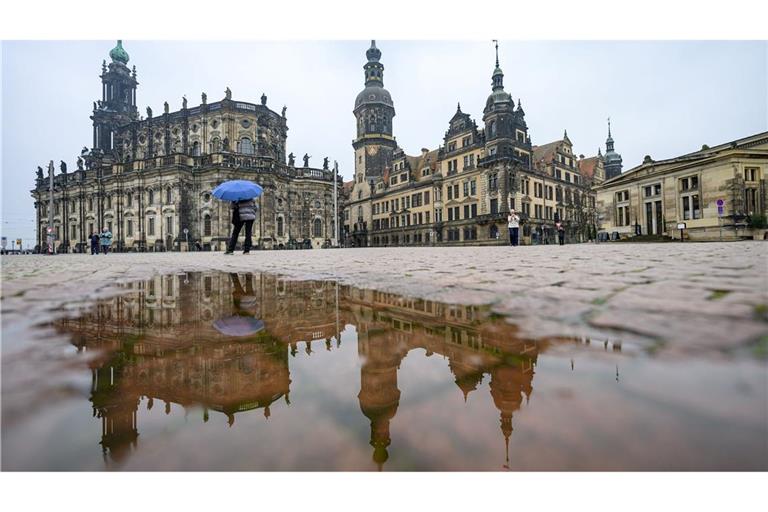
[491,40,504,91]
[364,40,384,87]
[606,117,615,153]
[457,102,462,113]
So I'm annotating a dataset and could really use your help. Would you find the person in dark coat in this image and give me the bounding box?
[556,221,565,245]
[89,232,100,255]
[225,199,257,254]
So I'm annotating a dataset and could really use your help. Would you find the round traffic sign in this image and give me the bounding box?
[716,199,724,207]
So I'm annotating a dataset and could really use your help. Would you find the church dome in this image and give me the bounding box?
[355,85,393,109]
[485,89,512,111]
[109,40,129,65]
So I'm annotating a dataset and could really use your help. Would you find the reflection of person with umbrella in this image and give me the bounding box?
[213,273,264,337]
[212,180,263,255]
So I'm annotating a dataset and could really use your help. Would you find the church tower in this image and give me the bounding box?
[90,40,139,159]
[603,118,623,180]
[352,41,396,183]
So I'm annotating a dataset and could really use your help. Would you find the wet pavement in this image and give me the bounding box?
[2,258,767,470]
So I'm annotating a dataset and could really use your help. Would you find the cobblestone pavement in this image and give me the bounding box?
[2,242,767,357]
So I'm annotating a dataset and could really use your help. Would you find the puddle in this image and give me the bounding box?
[2,271,766,471]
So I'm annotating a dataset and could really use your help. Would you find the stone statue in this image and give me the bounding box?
[303,154,310,167]
[132,65,137,78]
[201,92,207,104]
[182,95,187,109]
[225,87,232,100]
[60,160,67,174]
[281,105,287,117]
[77,156,84,170]
[36,166,43,181]
[81,146,89,155]
[164,101,169,114]
[261,93,267,106]
[222,137,229,151]
[146,106,153,118]
[323,157,329,170]
[288,152,295,167]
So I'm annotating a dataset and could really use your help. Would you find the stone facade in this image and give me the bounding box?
[31,41,339,253]
[595,131,768,240]
[342,41,603,247]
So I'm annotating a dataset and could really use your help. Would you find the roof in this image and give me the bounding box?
[577,156,600,179]
[342,180,354,194]
[601,130,768,187]
[532,140,563,169]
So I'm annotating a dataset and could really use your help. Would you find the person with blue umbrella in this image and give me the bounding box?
[212,180,263,255]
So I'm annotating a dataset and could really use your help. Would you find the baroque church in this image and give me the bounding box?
[32,41,339,252]
[342,41,622,246]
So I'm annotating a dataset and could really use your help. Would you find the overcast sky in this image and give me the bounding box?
[2,40,766,245]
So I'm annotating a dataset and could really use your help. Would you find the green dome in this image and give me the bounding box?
[109,40,129,64]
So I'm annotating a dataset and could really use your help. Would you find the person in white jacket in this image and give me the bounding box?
[507,210,520,246]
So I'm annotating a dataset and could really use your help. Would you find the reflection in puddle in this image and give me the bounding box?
[2,272,767,471]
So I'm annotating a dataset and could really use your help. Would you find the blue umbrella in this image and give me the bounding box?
[213,316,265,337]
[212,180,263,202]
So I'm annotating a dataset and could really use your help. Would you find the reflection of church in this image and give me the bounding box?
[58,272,557,468]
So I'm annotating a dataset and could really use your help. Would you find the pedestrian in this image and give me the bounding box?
[99,227,113,254]
[556,221,565,245]
[507,209,520,246]
[89,232,100,255]
[225,198,257,255]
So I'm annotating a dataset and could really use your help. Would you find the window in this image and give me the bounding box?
[448,142,456,152]
[313,218,322,237]
[238,137,254,155]
[126,220,133,237]
[390,176,397,186]
[680,175,699,191]
[681,194,700,220]
[424,191,430,204]
[191,141,200,156]
[166,188,172,204]
[204,215,212,236]
[463,182,469,197]
[464,205,470,218]
[489,121,497,137]
[148,217,155,236]
[127,193,133,207]
[447,160,458,174]
[106,195,112,209]
[470,180,476,196]
[447,185,453,200]
[400,173,407,182]
[745,167,759,182]
[166,216,173,234]
[425,211,430,223]
[148,189,154,204]
[490,198,498,214]
[435,208,442,222]
[88,198,93,211]
[462,136,471,147]
[489,173,498,191]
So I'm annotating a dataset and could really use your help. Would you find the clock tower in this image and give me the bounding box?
[352,41,396,182]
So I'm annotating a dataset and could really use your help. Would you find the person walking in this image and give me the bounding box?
[556,221,565,245]
[99,227,113,254]
[507,209,520,246]
[225,198,257,255]
[89,232,100,255]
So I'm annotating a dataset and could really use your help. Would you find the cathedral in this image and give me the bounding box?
[342,41,620,246]
[32,41,339,253]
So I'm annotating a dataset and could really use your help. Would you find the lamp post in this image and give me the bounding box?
[47,160,54,255]
[333,160,339,248]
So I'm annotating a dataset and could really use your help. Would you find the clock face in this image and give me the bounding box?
[366,146,378,156]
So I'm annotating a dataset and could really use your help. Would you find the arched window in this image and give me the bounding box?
[313,218,322,238]
[148,189,154,204]
[277,216,284,237]
[191,141,200,156]
[490,225,499,239]
[166,188,172,204]
[238,137,254,155]
[210,137,221,153]
[489,121,497,138]
[204,215,212,236]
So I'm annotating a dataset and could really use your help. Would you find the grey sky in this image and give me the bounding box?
[2,40,766,246]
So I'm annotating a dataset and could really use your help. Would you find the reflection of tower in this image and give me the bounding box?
[488,356,536,467]
[90,364,139,465]
[357,330,407,471]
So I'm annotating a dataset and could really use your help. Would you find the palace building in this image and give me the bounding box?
[343,41,610,247]
[32,41,339,253]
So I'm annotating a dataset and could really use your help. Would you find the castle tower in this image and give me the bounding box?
[352,40,396,182]
[604,118,623,180]
[90,40,139,159]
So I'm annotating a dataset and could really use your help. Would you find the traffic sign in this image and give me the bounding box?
[1,237,6,249]
[716,199,725,217]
